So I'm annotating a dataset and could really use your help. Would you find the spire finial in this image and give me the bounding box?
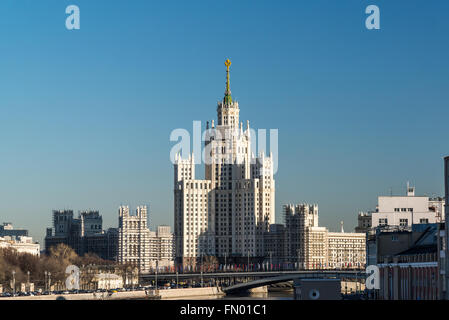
[224,59,232,105]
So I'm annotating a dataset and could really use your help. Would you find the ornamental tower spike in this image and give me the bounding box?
[224,59,232,105]
[217,59,239,127]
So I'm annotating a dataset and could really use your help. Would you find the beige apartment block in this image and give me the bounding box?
[327,231,366,269]
[283,204,366,270]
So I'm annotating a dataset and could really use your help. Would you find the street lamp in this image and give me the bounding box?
[155,262,158,291]
[200,253,204,287]
[224,252,227,270]
[44,271,47,292]
[247,251,250,283]
[12,270,16,295]
[27,271,30,292]
[297,249,301,271]
[48,272,51,292]
[132,268,135,291]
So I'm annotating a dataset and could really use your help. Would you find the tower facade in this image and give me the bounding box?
[284,204,319,266]
[174,60,275,266]
[118,205,151,272]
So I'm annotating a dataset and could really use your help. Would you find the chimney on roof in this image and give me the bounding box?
[407,182,415,197]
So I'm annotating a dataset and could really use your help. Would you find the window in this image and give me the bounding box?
[420,218,429,224]
[379,218,388,226]
[399,219,408,227]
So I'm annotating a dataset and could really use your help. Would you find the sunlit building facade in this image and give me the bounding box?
[174,60,275,266]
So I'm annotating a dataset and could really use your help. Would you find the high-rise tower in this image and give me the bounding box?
[174,60,275,266]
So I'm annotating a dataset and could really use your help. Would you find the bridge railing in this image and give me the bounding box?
[143,263,364,275]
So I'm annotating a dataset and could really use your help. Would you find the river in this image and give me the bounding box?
[167,290,294,300]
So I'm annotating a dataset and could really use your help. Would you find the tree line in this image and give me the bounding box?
[0,243,121,290]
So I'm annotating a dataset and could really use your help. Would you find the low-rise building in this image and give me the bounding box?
[377,223,444,300]
[327,230,366,269]
[0,222,28,239]
[372,184,445,229]
[0,236,40,256]
[91,273,123,290]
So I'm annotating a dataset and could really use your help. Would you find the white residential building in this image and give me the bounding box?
[148,225,175,269]
[283,204,366,269]
[284,204,319,264]
[303,226,328,269]
[174,59,275,266]
[327,230,366,269]
[372,184,445,228]
[92,273,123,290]
[0,236,40,256]
[118,205,151,272]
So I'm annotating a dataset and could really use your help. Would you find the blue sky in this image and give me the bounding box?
[0,0,448,243]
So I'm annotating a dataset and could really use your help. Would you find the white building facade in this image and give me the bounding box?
[118,205,151,272]
[148,225,175,269]
[327,231,366,269]
[372,184,445,229]
[284,204,319,265]
[174,60,275,266]
[283,204,366,269]
[0,236,40,256]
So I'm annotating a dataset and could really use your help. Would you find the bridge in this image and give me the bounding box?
[140,270,365,293]
[220,271,364,293]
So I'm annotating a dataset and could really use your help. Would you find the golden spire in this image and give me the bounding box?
[224,59,232,105]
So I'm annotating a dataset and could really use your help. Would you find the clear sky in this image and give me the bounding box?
[0,0,448,244]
